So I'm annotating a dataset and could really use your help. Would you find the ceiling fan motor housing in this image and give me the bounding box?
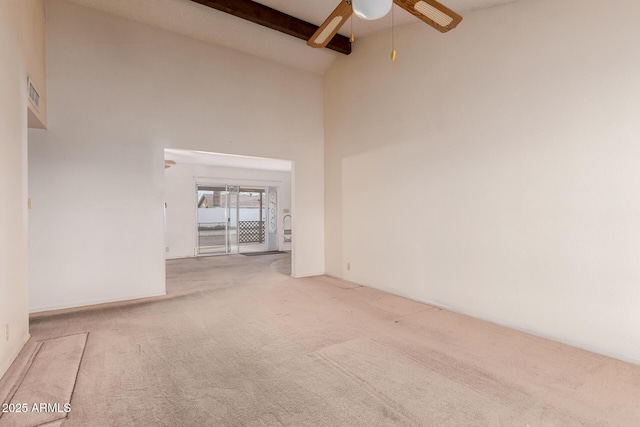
[352,0,393,20]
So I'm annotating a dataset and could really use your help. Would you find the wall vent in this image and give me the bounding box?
[27,77,40,111]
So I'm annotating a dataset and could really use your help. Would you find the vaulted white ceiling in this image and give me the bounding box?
[67,0,517,74]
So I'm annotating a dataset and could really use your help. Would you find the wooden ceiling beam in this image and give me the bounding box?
[190,0,352,55]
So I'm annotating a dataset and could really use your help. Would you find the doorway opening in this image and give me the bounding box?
[164,149,292,261]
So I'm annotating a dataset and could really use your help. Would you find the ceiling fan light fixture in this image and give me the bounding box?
[413,0,454,27]
[352,0,392,20]
[314,16,344,44]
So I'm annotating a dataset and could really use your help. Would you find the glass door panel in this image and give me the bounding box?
[237,188,267,253]
[196,186,228,255]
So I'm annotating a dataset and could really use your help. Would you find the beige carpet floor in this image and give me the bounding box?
[2,254,640,426]
[0,333,87,427]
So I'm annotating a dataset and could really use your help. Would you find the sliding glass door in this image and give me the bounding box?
[196,185,269,255]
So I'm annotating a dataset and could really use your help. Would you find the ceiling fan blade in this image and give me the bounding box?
[307,0,353,48]
[393,0,462,33]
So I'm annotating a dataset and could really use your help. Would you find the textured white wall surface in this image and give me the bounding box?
[324,0,640,363]
[28,1,324,312]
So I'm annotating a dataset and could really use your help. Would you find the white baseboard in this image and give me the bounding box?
[415,296,640,366]
[29,291,167,314]
[293,271,325,279]
[327,276,640,367]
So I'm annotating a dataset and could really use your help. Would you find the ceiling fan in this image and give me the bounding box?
[307,0,462,49]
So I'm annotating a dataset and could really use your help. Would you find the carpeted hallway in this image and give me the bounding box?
[2,253,640,426]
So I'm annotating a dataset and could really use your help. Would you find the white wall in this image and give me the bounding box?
[0,0,45,379]
[324,0,640,364]
[28,1,324,312]
[165,162,291,259]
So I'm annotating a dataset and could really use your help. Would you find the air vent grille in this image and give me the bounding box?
[27,78,40,110]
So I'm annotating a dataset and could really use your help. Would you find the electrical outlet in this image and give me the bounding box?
[4,324,8,341]
[28,199,32,209]
[165,247,169,253]
[347,262,351,271]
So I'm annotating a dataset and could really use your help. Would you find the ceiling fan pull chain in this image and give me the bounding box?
[390,3,396,61]
[348,0,355,42]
